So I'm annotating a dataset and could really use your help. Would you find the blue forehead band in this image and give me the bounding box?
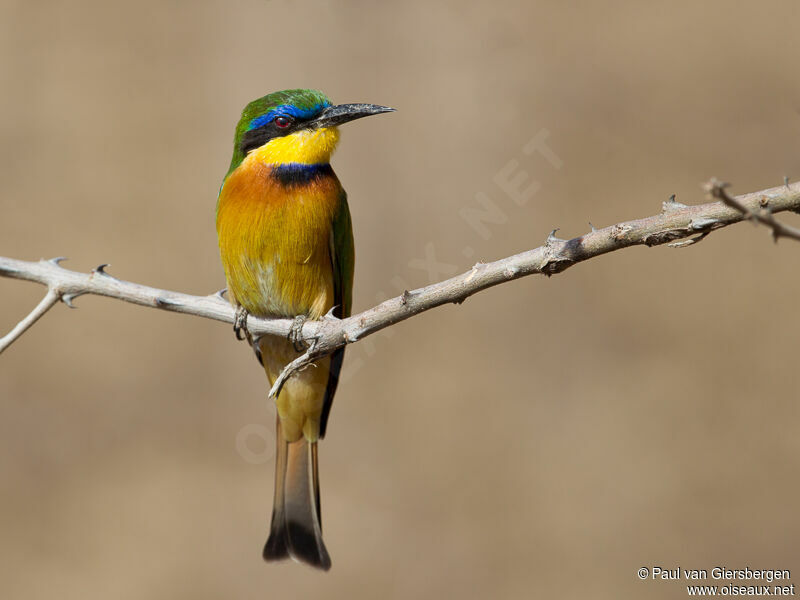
[247,102,331,130]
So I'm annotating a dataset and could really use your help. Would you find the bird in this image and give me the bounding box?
[216,89,393,570]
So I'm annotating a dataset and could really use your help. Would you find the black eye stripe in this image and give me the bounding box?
[241,124,287,154]
[240,113,318,154]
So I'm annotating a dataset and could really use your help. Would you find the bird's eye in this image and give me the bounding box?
[274,116,293,129]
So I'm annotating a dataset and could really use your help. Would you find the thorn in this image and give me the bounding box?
[662,194,687,212]
[48,256,67,265]
[784,175,790,189]
[400,290,412,306]
[155,296,178,307]
[690,217,719,230]
[214,288,228,299]
[667,231,710,248]
[588,222,597,232]
[61,292,84,308]
[324,304,341,319]
[92,264,113,277]
[546,229,565,244]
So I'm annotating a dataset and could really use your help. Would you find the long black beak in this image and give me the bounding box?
[311,103,395,129]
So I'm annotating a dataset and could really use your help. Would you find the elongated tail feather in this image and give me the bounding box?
[263,417,331,570]
[263,418,290,561]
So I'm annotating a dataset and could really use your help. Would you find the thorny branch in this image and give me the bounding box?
[2,179,799,398]
[706,177,800,242]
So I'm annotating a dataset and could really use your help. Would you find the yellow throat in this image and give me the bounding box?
[250,126,341,165]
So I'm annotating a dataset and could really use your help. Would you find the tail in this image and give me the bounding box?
[263,417,331,570]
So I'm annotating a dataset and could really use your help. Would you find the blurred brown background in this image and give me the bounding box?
[2,1,799,598]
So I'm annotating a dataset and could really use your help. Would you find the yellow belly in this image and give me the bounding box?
[216,155,343,441]
[216,156,340,319]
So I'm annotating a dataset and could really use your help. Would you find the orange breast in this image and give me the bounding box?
[216,157,343,319]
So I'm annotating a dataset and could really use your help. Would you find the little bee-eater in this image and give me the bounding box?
[216,89,393,570]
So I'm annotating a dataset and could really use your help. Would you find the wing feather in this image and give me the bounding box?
[319,190,354,438]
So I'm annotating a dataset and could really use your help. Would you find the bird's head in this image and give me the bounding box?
[228,89,393,173]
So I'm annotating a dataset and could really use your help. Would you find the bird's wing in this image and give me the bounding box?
[319,190,355,438]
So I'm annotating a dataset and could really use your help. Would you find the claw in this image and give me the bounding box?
[289,315,309,352]
[233,306,250,341]
[252,341,263,366]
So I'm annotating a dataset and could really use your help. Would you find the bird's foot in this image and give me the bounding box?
[288,315,309,352]
[233,306,251,342]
